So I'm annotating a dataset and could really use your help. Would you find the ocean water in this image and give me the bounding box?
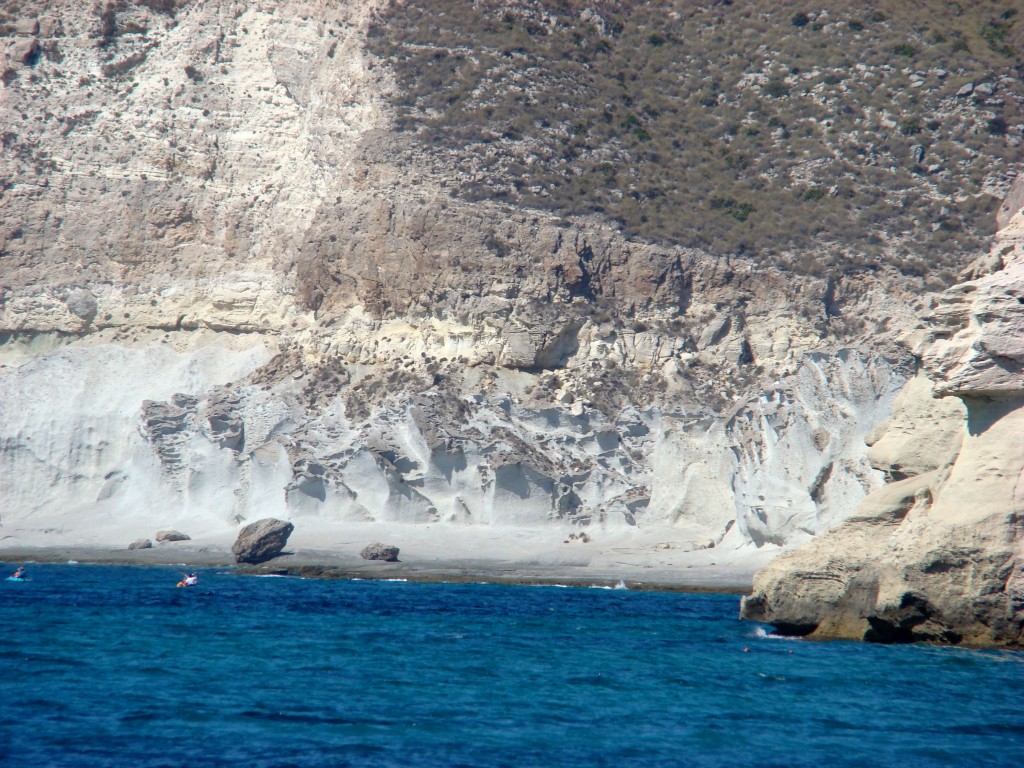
[1,564,1022,768]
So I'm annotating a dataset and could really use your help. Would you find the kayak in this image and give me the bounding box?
[6,576,26,582]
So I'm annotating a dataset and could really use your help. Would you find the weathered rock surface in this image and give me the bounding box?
[360,543,400,562]
[155,530,191,542]
[128,538,153,550]
[0,1,1016,584]
[997,173,1024,230]
[0,1,916,562]
[232,518,294,564]
[864,371,965,481]
[742,181,1024,648]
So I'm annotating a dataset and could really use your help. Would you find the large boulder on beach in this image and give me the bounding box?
[360,542,400,562]
[232,518,294,564]
[128,538,152,550]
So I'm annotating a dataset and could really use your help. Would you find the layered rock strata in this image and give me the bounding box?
[0,1,1009,573]
[742,180,1024,647]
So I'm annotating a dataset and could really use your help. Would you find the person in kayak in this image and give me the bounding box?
[11,565,25,579]
[183,572,198,587]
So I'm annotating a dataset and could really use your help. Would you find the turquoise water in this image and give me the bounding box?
[2,563,1022,767]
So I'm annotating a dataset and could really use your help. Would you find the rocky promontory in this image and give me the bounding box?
[741,180,1024,648]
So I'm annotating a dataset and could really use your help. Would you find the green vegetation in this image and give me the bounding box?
[367,0,1024,275]
[710,197,756,222]
[988,116,1008,135]
[900,118,923,136]
[982,17,1015,56]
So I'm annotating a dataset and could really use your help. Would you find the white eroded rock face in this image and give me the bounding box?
[1,0,923,570]
[742,183,1024,648]
[0,330,899,555]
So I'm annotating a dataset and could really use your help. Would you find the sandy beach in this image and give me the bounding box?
[0,520,773,593]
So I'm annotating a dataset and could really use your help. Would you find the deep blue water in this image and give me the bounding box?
[1,564,1022,767]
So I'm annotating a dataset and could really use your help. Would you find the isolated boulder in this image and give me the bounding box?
[232,518,294,564]
[360,542,400,562]
[155,530,190,542]
[128,538,153,550]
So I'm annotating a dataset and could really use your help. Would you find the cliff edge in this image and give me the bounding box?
[741,176,1024,647]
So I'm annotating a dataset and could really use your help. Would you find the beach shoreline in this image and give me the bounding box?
[0,543,758,594]
[0,519,775,593]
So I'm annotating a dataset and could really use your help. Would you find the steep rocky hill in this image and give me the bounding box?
[0,1,1020,584]
[367,0,1023,273]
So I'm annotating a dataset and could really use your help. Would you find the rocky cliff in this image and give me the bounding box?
[741,177,1024,647]
[0,1,1020,577]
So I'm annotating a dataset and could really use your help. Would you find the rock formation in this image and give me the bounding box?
[741,177,1024,648]
[155,530,190,542]
[232,518,294,564]
[0,2,1020,582]
[360,543,399,562]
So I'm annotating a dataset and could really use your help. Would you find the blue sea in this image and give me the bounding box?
[2,564,1022,767]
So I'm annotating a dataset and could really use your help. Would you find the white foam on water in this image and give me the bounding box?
[751,625,802,641]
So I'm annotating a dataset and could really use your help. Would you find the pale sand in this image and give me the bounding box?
[0,520,774,592]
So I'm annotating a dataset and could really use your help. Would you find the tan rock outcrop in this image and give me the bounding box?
[997,173,1024,231]
[742,179,1024,648]
[865,371,965,480]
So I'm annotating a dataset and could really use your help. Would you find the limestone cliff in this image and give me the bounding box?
[741,178,1024,647]
[0,2,1019,572]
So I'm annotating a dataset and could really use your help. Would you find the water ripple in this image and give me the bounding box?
[0,564,1020,768]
